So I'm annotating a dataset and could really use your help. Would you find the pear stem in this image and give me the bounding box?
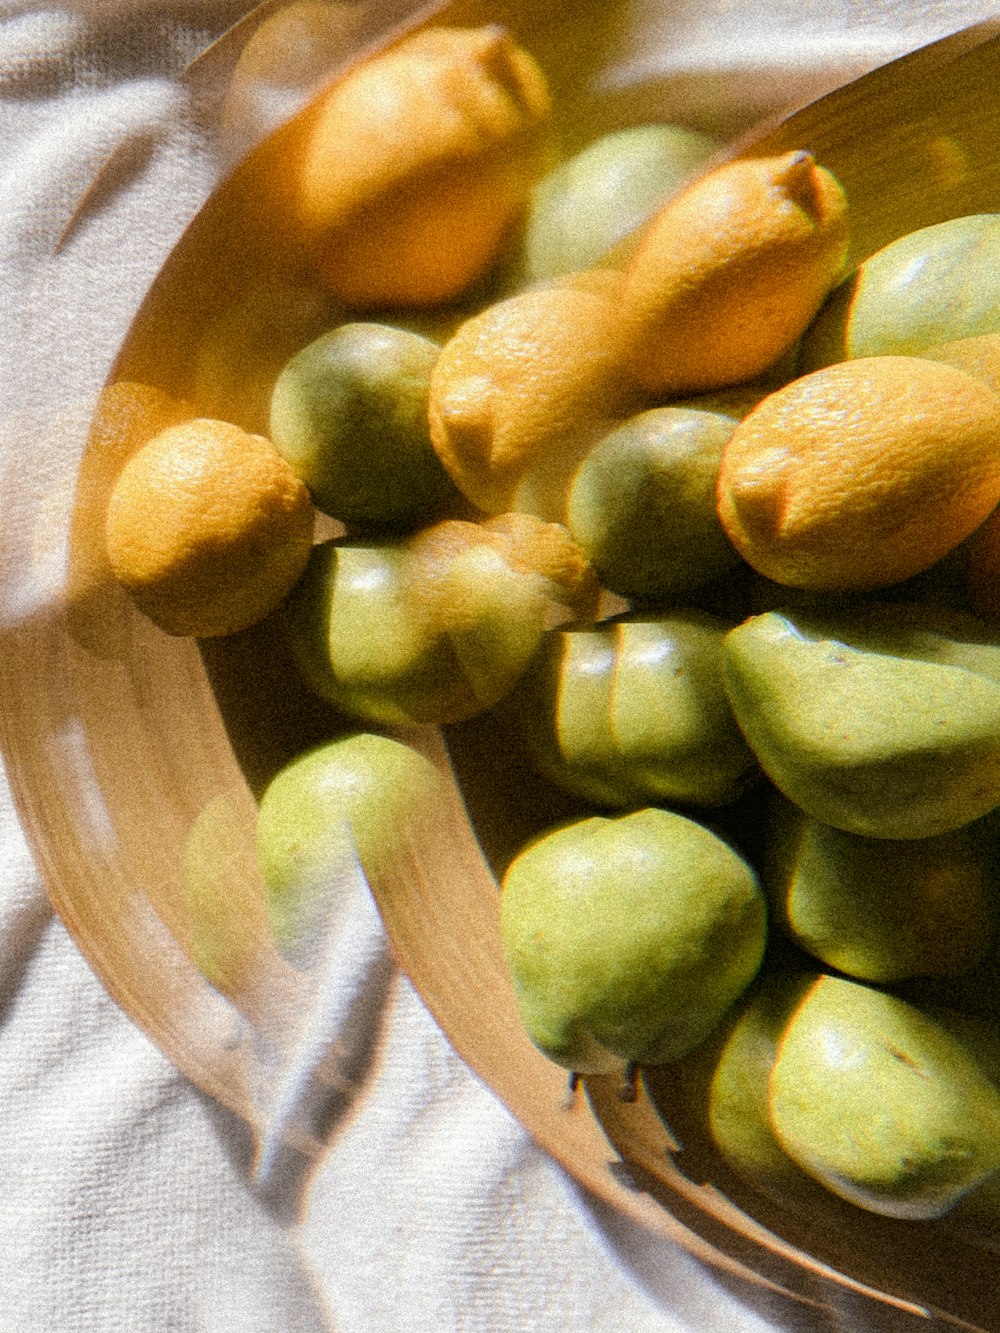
[563,1070,581,1109]
[618,1062,639,1103]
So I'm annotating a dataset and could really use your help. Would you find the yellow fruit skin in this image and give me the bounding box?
[105,418,315,638]
[622,151,849,396]
[917,332,1000,397]
[428,277,636,518]
[293,25,552,308]
[716,356,1000,592]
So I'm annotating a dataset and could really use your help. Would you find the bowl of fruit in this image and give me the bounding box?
[10,2,1000,1327]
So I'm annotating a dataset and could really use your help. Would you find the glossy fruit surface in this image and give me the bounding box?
[723,603,1000,839]
[802,214,1000,369]
[500,808,766,1073]
[763,795,996,982]
[521,612,757,808]
[567,406,742,602]
[770,975,1000,1219]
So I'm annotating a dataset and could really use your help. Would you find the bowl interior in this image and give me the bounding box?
[6,6,1000,1328]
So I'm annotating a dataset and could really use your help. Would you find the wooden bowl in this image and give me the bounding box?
[6,6,1000,1327]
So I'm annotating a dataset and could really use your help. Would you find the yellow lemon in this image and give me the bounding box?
[622,150,849,395]
[106,418,315,637]
[292,25,551,308]
[716,356,1000,591]
[427,275,635,518]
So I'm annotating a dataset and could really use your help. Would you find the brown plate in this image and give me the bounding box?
[5,6,1000,1328]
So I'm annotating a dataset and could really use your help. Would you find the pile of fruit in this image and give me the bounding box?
[100,22,1000,1229]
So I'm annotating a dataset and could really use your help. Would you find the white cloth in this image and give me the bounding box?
[0,3,996,1329]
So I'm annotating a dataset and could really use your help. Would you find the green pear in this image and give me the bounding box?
[763,794,996,982]
[511,123,720,285]
[801,214,1000,371]
[256,731,445,958]
[269,322,463,531]
[283,516,593,726]
[722,602,1000,838]
[566,406,743,603]
[520,612,759,809]
[930,1009,1000,1243]
[284,539,466,725]
[499,808,766,1074]
[769,974,1000,1219]
[518,625,628,808]
[677,967,827,1204]
[184,791,269,994]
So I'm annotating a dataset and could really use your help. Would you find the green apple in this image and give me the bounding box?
[256,731,444,958]
[763,794,996,982]
[269,322,463,530]
[566,406,743,603]
[722,602,1000,838]
[500,807,766,1074]
[801,214,1000,370]
[769,974,1000,1219]
[520,611,758,808]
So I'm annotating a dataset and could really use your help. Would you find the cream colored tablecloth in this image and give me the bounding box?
[0,3,996,1328]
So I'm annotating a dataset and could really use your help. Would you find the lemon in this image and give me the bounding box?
[292,25,552,308]
[105,417,315,637]
[622,150,849,395]
[716,356,1000,591]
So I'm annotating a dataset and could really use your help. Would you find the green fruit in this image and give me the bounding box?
[284,539,463,725]
[521,612,758,808]
[566,407,742,602]
[722,602,1000,838]
[802,214,1000,370]
[269,322,462,530]
[500,807,766,1073]
[931,1010,1000,1241]
[678,968,823,1202]
[284,519,589,726]
[769,975,1000,1219]
[256,731,444,957]
[514,123,719,284]
[764,795,996,982]
[184,791,264,993]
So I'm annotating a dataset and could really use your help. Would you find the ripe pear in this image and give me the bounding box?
[513,123,719,284]
[499,808,766,1074]
[269,323,463,531]
[722,602,1000,838]
[801,214,1000,370]
[566,406,743,603]
[769,975,1000,1219]
[256,731,445,958]
[520,612,759,809]
[763,794,997,982]
[675,967,825,1206]
[283,515,594,726]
